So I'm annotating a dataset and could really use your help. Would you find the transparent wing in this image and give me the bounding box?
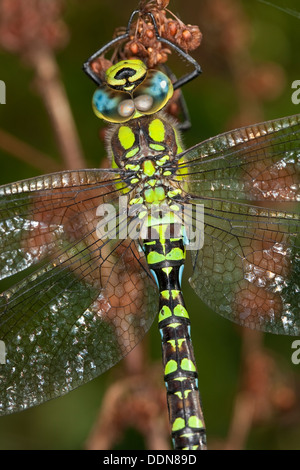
[173,115,300,335]
[0,170,158,415]
[176,114,299,202]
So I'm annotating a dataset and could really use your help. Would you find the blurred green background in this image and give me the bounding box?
[0,0,299,450]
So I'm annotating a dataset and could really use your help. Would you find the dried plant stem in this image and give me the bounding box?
[0,127,63,173]
[224,330,264,450]
[29,46,85,170]
[85,343,170,450]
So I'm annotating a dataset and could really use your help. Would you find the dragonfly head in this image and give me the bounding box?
[92,59,173,123]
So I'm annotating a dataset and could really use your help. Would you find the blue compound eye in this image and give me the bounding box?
[92,87,135,123]
[92,68,173,123]
[134,70,173,115]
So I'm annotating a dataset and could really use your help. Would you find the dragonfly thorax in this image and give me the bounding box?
[108,113,184,204]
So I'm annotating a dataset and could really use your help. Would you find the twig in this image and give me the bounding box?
[0,127,63,173]
[29,46,86,170]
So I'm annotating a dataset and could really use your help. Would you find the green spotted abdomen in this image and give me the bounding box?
[143,236,206,450]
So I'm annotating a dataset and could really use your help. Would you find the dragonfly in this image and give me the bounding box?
[0,6,299,451]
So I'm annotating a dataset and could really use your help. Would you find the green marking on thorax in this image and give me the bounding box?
[130,177,139,184]
[125,163,140,171]
[129,196,144,205]
[157,155,170,166]
[148,118,165,142]
[118,125,135,149]
[125,147,139,158]
[144,186,166,203]
[143,160,156,177]
[149,143,165,151]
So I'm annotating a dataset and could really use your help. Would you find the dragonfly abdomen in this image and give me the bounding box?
[143,236,207,450]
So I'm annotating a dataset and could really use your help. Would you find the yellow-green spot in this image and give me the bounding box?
[125,163,140,171]
[184,389,192,399]
[172,417,185,432]
[171,290,180,299]
[161,290,170,300]
[188,416,203,429]
[159,305,172,321]
[106,59,147,89]
[147,179,157,187]
[130,178,139,184]
[177,338,186,349]
[174,377,185,382]
[163,170,172,176]
[118,126,135,150]
[129,196,143,205]
[175,128,183,154]
[167,339,176,349]
[143,160,156,177]
[165,359,177,375]
[174,304,189,319]
[144,240,156,246]
[144,187,165,204]
[149,143,165,151]
[168,188,182,198]
[181,358,196,372]
[181,432,194,438]
[162,266,173,275]
[166,247,185,261]
[124,84,135,91]
[174,391,183,399]
[125,147,139,158]
[148,118,165,142]
[157,155,170,166]
[147,251,165,265]
[138,210,147,219]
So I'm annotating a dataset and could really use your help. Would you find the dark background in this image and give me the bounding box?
[0,0,299,450]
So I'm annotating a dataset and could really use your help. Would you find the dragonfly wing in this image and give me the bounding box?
[177,114,299,202]
[0,170,158,415]
[0,169,126,279]
[175,115,300,335]
[189,202,299,335]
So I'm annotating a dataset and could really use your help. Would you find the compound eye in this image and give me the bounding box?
[93,87,135,123]
[133,70,173,115]
[118,99,135,118]
[134,94,154,112]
